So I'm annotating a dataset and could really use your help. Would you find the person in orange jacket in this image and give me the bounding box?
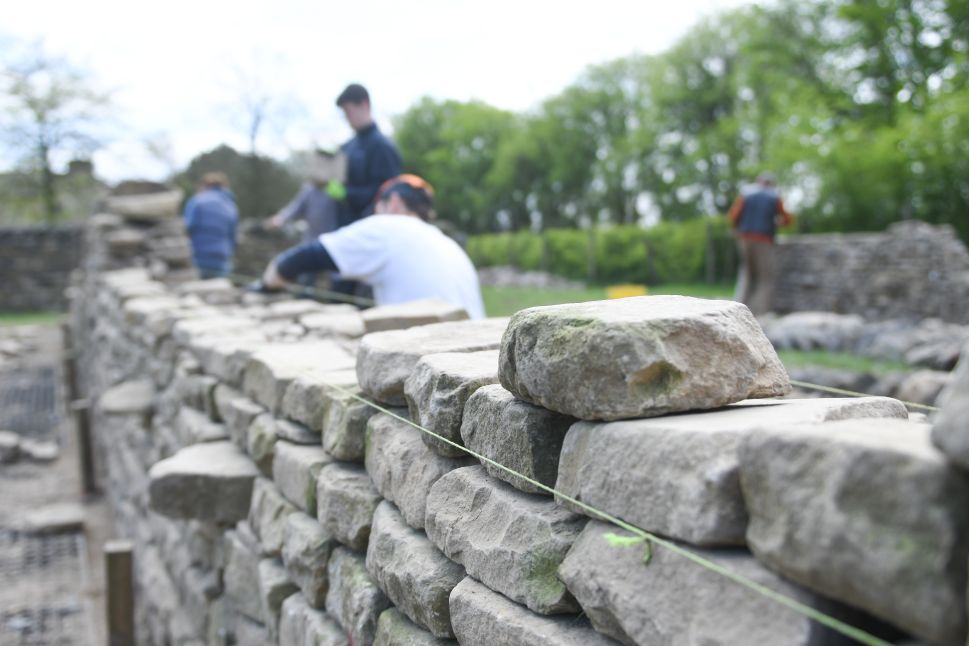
[727,172,794,316]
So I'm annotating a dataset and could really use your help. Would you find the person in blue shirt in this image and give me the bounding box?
[183,171,239,279]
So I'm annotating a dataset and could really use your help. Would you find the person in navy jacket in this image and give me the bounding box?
[183,171,239,278]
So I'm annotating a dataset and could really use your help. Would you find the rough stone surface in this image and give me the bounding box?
[739,418,969,645]
[100,378,155,415]
[404,350,499,457]
[460,384,574,494]
[932,344,969,469]
[362,299,470,334]
[282,513,337,609]
[366,501,464,638]
[279,594,348,646]
[249,477,298,556]
[258,557,299,638]
[302,311,366,339]
[498,296,790,420]
[214,386,265,449]
[273,441,333,515]
[283,367,356,431]
[275,418,319,444]
[0,430,20,463]
[449,577,617,646]
[365,413,472,529]
[148,441,259,523]
[374,608,455,646]
[224,525,264,621]
[321,377,381,462]
[21,503,86,534]
[556,397,909,546]
[560,520,865,646]
[326,546,392,646]
[247,413,278,475]
[357,318,509,406]
[316,462,382,551]
[895,368,952,406]
[244,341,356,413]
[177,406,227,445]
[425,466,582,614]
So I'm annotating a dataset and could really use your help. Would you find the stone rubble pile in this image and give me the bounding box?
[71,206,969,646]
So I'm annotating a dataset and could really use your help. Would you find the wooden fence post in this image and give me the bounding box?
[105,540,135,646]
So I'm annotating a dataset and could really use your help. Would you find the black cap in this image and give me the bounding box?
[336,83,369,106]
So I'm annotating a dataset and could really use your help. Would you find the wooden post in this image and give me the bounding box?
[105,540,135,646]
[71,399,98,495]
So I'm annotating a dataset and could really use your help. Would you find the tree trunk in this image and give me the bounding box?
[39,143,59,223]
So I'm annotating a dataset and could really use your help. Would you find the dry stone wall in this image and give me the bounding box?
[0,225,82,311]
[70,206,969,646]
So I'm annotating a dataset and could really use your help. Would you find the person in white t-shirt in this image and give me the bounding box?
[255,174,485,319]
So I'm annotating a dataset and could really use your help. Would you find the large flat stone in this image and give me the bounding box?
[365,413,473,529]
[302,311,366,339]
[931,343,969,469]
[556,397,909,546]
[739,418,969,645]
[283,367,357,431]
[425,466,583,614]
[559,520,866,646]
[282,513,337,609]
[177,406,228,445]
[148,441,259,523]
[404,350,500,457]
[316,462,382,551]
[99,378,155,415]
[326,546,392,646]
[249,477,298,556]
[279,594,348,646]
[498,296,790,420]
[258,557,299,639]
[366,501,465,638]
[273,442,333,515]
[374,608,456,646]
[362,299,470,334]
[244,341,356,414]
[357,318,509,406]
[460,384,574,494]
[449,577,617,646]
[247,413,278,475]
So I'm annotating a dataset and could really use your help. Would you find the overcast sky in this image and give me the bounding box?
[5,0,748,182]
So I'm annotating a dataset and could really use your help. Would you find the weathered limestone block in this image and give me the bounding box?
[374,608,456,646]
[931,344,969,469]
[326,546,392,646]
[231,615,271,646]
[275,418,319,444]
[404,350,499,457]
[739,418,969,645]
[247,413,278,475]
[365,413,472,529]
[316,462,382,551]
[362,299,469,334]
[560,520,861,646]
[174,372,218,416]
[122,294,182,325]
[556,397,908,546]
[273,441,333,514]
[302,311,366,339]
[265,299,335,320]
[258,557,299,639]
[172,314,259,347]
[177,406,228,445]
[148,441,259,523]
[99,378,155,415]
[214,385,265,449]
[498,296,790,420]
[224,524,264,620]
[896,368,952,406]
[366,502,464,638]
[322,375,381,462]
[449,577,617,646]
[425,466,583,614]
[279,593,348,646]
[283,367,356,431]
[200,333,268,386]
[460,384,574,494]
[357,318,509,406]
[282,513,337,609]
[243,341,356,413]
[0,431,20,463]
[249,477,299,556]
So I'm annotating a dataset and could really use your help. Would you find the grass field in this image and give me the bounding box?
[0,312,64,327]
[777,349,909,375]
[482,283,734,317]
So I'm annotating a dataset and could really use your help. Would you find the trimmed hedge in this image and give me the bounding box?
[467,218,737,285]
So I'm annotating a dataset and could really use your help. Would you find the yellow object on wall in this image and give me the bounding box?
[606,284,649,299]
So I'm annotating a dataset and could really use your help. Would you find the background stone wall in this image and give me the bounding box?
[774,220,969,323]
[0,226,82,312]
[67,206,969,646]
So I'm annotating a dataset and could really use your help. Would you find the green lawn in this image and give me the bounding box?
[777,349,909,375]
[0,311,64,327]
[482,283,734,317]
